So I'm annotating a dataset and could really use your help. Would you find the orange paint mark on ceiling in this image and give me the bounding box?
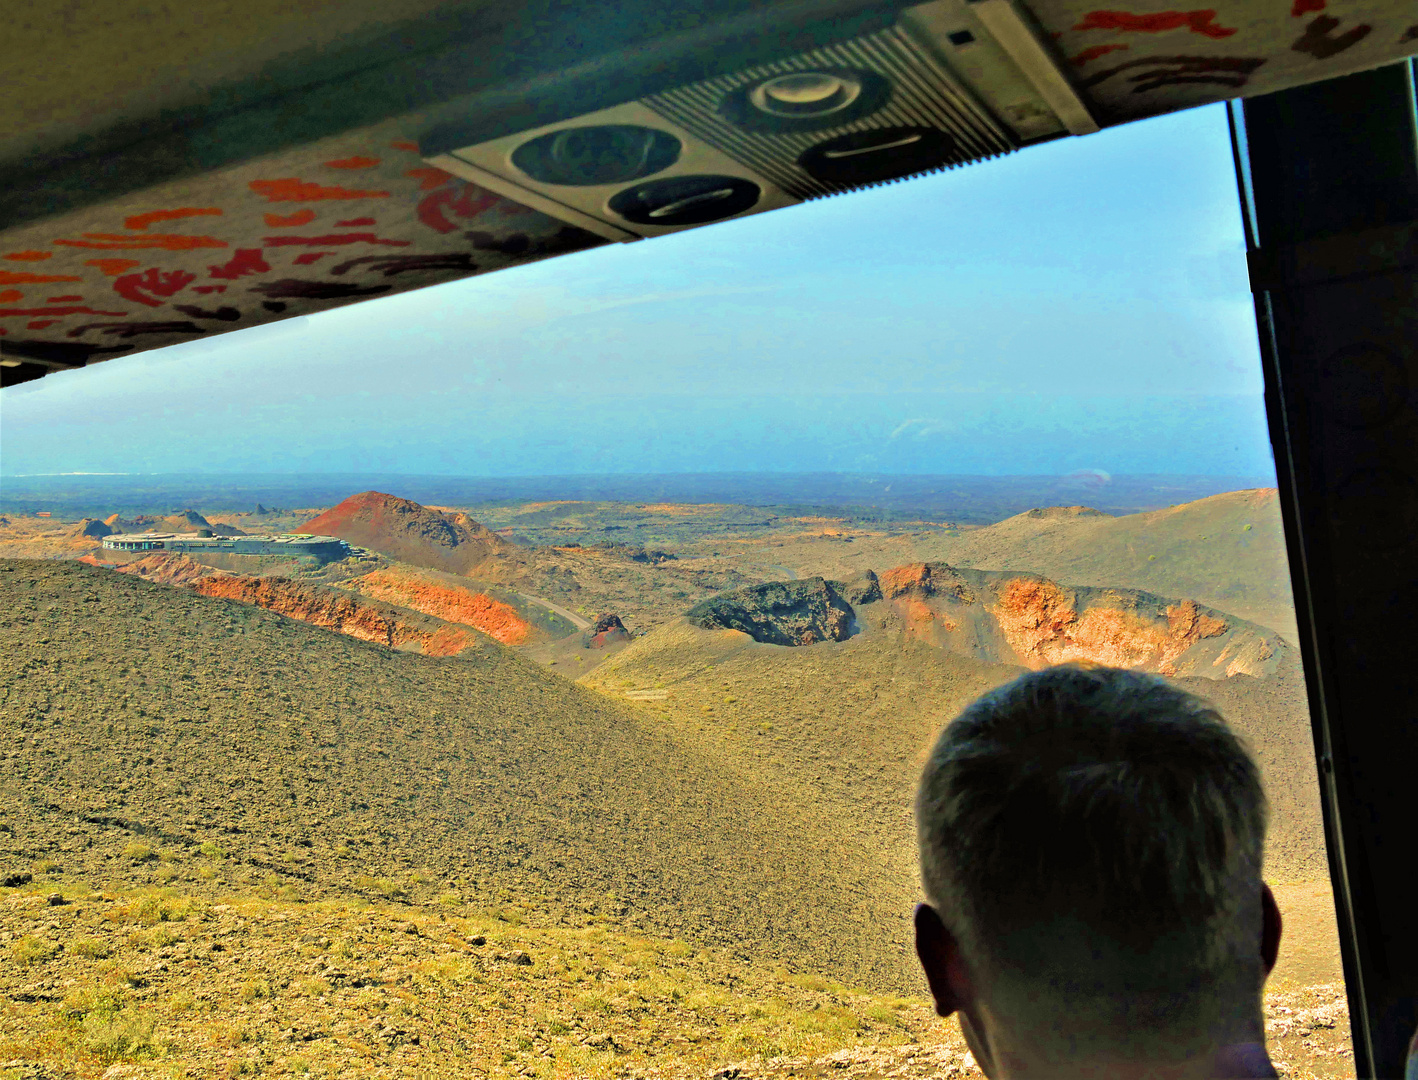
[250,179,391,202]
[27,319,59,330]
[85,258,142,276]
[1072,42,1130,63]
[124,207,223,231]
[293,252,335,265]
[406,167,453,190]
[53,233,228,250]
[3,250,51,261]
[324,156,381,169]
[0,270,82,285]
[0,290,22,303]
[1072,8,1238,37]
[264,209,317,228]
[390,140,420,151]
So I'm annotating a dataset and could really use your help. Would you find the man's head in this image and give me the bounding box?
[914,664,1281,1077]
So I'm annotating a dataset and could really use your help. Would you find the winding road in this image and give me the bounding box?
[516,592,592,630]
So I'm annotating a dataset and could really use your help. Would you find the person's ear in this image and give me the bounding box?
[1260,882,1282,977]
[915,903,972,1018]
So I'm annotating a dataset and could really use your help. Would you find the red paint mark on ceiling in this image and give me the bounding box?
[1291,14,1371,55]
[293,252,335,265]
[53,233,228,250]
[262,234,412,248]
[406,167,454,191]
[324,156,381,169]
[250,179,391,202]
[192,284,228,294]
[124,207,223,231]
[390,140,420,152]
[3,250,51,261]
[84,259,141,277]
[1072,9,1237,37]
[0,270,82,285]
[0,306,130,318]
[47,295,83,303]
[26,320,58,330]
[1291,0,1325,14]
[113,268,197,307]
[1072,42,1130,63]
[418,184,500,234]
[208,249,271,280]
[335,217,377,227]
[0,289,22,303]
[264,209,317,228]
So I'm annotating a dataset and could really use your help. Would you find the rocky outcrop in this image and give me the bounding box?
[342,566,534,646]
[688,578,855,646]
[191,575,484,657]
[869,562,1283,678]
[79,552,222,587]
[585,613,633,649]
[683,561,1285,678]
[300,492,522,579]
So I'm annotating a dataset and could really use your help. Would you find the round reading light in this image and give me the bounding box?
[719,69,888,133]
[609,174,761,227]
[750,72,861,117]
[512,125,681,186]
[798,126,956,186]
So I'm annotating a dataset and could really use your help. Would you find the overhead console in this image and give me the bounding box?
[421,0,1097,241]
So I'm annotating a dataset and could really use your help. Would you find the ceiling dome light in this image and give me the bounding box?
[512,125,681,186]
[749,72,861,117]
[718,69,889,134]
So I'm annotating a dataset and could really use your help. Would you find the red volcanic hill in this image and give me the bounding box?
[300,492,523,579]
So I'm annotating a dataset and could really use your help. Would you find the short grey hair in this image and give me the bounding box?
[916,664,1269,1062]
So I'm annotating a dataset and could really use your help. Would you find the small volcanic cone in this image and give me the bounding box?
[300,492,521,578]
[73,518,114,539]
[586,613,633,649]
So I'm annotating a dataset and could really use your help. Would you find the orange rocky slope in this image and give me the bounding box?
[340,565,536,645]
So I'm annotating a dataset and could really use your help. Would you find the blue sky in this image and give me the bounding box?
[1,102,1273,480]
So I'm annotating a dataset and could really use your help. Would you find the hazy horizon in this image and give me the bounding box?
[1,102,1273,482]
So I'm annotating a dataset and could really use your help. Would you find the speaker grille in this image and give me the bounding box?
[642,23,1016,200]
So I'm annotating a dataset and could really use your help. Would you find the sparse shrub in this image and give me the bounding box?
[198,841,225,859]
[437,891,462,906]
[374,877,405,899]
[167,991,197,1015]
[293,977,330,997]
[10,934,58,965]
[122,842,156,863]
[241,977,273,1002]
[288,1057,311,1075]
[61,985,125,1023]
[334,844,353,858]
[70,936,112,959]
[34,859,62,875]
[81,1008,156,1064]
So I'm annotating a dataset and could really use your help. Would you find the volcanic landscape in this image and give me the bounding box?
[0,486,1352,1079]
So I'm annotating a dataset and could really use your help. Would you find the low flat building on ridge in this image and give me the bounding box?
[101,531,349,562]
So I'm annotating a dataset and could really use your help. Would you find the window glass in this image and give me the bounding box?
[0,102,1348,1079]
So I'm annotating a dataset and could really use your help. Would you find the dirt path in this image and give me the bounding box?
[517,591,592,629]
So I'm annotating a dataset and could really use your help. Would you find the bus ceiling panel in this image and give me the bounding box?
[1,0,1415,381]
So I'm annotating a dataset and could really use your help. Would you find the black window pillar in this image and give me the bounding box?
[1230,59,1418,1079]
